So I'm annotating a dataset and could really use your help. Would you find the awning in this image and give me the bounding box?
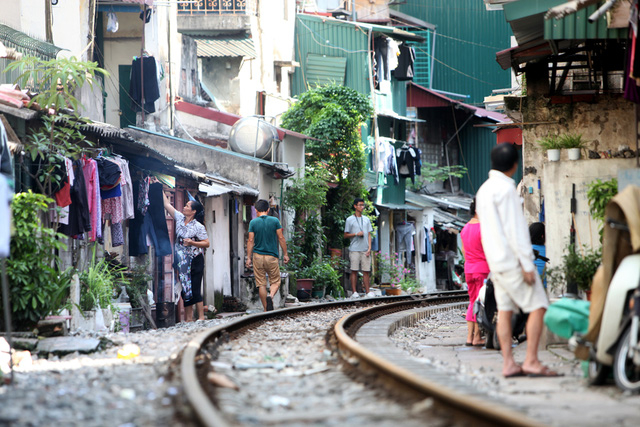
[407,82,509,123]
[377,110,426,123]
[404,191,437,209]
[388,10,436,31]
[374,202,422,211]
[194,37,256,58]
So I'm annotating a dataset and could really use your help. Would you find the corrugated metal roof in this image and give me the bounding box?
[543,3,628,40]
[305,54,347,87]
[193,37,256,58]
[394,0,513,105]
[292,14,370,96]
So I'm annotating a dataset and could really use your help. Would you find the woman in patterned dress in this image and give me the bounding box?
[161,188,210,322]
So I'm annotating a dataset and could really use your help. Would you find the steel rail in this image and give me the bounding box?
[334,301,546,427]
[180,291,468,427]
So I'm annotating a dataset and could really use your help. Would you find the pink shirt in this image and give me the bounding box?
[460,221,490,275]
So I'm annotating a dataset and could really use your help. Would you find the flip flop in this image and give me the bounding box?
[523,366,563,377]
[504,368,526,378]
[465,342,473,346]
[473,343,485,347]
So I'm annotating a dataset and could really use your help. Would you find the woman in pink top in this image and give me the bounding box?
[460,198,490,346]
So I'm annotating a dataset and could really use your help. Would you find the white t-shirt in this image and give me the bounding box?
[476,170,535,274]
[344,214,373,252]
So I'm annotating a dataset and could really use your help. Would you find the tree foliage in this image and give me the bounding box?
[281,85,373,248]
[5,55,108,112]
[281,85,372,184]
[2,191,73,330]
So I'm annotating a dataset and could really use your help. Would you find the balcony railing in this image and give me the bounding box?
[178,0,255,15]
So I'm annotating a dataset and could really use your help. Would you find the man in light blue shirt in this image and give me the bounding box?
[344,198,373,298]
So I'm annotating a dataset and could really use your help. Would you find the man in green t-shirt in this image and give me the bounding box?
[246,199,289,311]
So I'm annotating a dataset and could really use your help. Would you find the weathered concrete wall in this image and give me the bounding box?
[204,195,232,300]
[103,12,141,127]
[408,208,436,292]
[503,94,638,294]
[128,128,263,189]
[538,158,636,280]
[200,56,243,114]
[516,95,635,219]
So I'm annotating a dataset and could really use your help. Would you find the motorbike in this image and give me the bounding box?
[474,277,528,350]
[571,185,640,392]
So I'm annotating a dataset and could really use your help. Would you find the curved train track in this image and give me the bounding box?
[180,292,544,427]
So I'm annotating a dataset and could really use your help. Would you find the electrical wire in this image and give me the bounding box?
[296,16,370,54]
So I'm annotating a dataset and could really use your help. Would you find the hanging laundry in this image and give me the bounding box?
[0,119,12,179]
[393,43,416,81]
[0,174,10,257]
[421,226,432,263]
[59,160,91,237]
[396,222,415,266]
[396,146,419,184]
[374,36,391,85]
[129,56,160,114]
[110,157,134,220]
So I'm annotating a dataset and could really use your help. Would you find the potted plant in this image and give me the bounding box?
[549,244,601,299]
[301,256,342,299]
[376,252,407,295]
[538,135,562,161]
[560,133,585,160]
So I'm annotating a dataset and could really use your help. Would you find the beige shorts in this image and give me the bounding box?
[252,253,281,289]
[491,268,549,313]
[349,251,371,272]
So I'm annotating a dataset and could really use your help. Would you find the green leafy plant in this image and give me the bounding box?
[587,177,618,240]
[549,244,601,293]
[123,262,152,309]
[301,256,341,292]
[376,251,414,289]
[5,56,107,195]
[408,162,468,192]
[559,133,585,149]
[5,55,108,112]
[281,84,373,249]
[538,135,562,150]
[2,191,71,330]
[283,169,330,268]
[79,247,125,312]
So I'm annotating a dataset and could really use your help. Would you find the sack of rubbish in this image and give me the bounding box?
[544,298,590,339]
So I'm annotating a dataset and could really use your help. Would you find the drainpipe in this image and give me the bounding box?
[367,26,379,176]
[352,0,356,21]
[167,4,175,134]
[429,28,436,89]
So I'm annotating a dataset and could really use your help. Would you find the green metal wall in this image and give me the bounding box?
[291,14,370,97]
[394,1,513,105]
[459,123,522,195]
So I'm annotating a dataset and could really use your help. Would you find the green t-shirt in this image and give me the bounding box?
[248,215,282,258]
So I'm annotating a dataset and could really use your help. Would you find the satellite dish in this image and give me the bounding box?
[228,117,278,159]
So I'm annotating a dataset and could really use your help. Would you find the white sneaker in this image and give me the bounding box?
[366,291,376,298]
[350,292,360,298]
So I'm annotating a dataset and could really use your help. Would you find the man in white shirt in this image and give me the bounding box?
[476,143,556,378]
[344,198,373,298]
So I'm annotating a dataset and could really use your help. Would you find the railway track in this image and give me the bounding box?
[180,292,544,426]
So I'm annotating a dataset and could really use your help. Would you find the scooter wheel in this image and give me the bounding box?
[587,358,609,386]
[485,330,495,349]
[613,327,640,392]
